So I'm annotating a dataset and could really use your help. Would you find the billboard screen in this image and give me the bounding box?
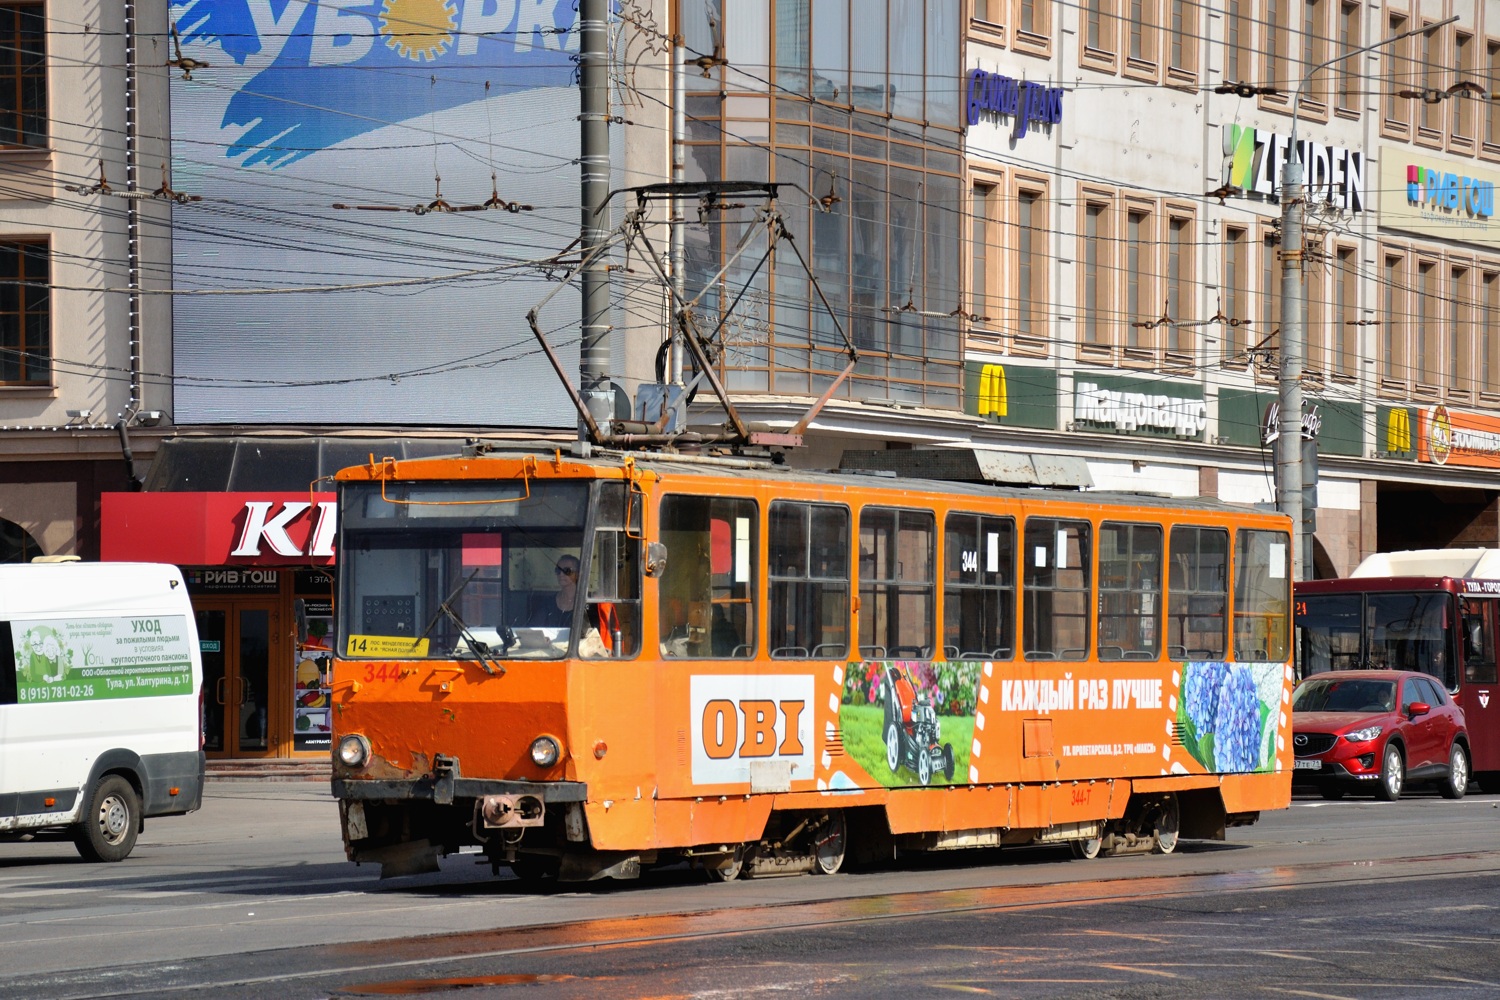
[167,1,605,426]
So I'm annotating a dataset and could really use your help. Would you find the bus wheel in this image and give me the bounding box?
[74,775,139,863]
[813,812,846,875]
[884,722,901,773]
[1150,794,1180,855]
[707,845,746,882]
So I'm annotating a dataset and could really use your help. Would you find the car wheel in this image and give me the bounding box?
[1318,785,1345,800]
[1375,744,1404,802]
[884,722,901,773]
[1439,743,1469,800]
[74,775,139,863]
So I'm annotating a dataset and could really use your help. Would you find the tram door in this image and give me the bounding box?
[197,602,279,758]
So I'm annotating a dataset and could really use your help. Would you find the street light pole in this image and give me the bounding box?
[1276,14,1457,580]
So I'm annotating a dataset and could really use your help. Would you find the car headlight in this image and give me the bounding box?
[530,735,561,767]
[337,734,371,768]
[1344,726,1383,744]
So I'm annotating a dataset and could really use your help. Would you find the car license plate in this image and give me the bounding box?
[1293,759,1322,770]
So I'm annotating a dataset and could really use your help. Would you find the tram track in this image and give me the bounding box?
[15,848,1500,1000]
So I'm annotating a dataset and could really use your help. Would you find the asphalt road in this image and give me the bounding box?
[2,783,1497,999]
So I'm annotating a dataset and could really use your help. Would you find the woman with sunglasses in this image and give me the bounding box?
[535,555,580,627]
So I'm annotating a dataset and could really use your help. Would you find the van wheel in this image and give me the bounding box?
[74,775,139,863]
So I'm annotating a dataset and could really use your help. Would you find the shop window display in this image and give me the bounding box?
[295,600,334,752]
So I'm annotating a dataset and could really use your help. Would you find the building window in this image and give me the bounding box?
[1332,245,1356,378]
[1015,185,1045,350]
[1125,207,1151,352]
[1303,0,1327,105]
[0,2,45,148]
[1385,12,1412,130]
[1086,0,1114,53]
[1127,0,1157,67]
[971,180,998,337]
[1167,0,1196,78]
[1337,3,1361,113]
[1265,0,1287,92]
[1261,233,1282,359]
[1223,226,1248,363]
[1484,271,1500,396]
[1164,214,1191,356]
[1417,260,1438,387]
[1226,0,1249,83]
[1489,40,1500,148]
[1382,252,1407,387]
[973,0,998,24]
[1081,198,1112,350]
[0,240,48,385]
[1017,0,1050,39]
[1451,265,1472,396]
[1306,250,1326,377]
[1454,32,1475,142]
[1419,24,1443,137]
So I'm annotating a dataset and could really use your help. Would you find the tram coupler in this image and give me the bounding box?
[477,793,545,829]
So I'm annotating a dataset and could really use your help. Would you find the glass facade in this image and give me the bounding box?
[681,0,963,407]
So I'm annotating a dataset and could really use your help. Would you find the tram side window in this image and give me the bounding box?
[1167,525,1228,661]
[943,513,1015,660]
[769,501,849,659]
[581,482,642,659]
[859,508,936,659]
[1098,523,1162,661]
[1460,599,1497,685]
[1023,518,1091,661]
[657,495,758,659]
[1233,529,1291,662]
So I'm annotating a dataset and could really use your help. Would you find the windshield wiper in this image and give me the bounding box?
[416,569,507,676]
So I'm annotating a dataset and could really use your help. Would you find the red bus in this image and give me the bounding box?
[1295,549,1500,792]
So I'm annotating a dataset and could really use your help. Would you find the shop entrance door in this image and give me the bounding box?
[197,603,279,758]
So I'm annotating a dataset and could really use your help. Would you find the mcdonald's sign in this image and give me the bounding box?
[1377,406,1416,461]
[978,364,1008,418]
[962,361,1057,428]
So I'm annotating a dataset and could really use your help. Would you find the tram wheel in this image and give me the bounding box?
[813,812,846,875]
[707,845,746,882]
[1069,835,1103,860]
[1150,793,1180,855]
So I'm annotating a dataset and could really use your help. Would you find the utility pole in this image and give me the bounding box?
[578,0,612,439]
[1276,14,1456,580]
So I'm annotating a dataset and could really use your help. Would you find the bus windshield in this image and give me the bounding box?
[1298,591,1453,687]
[338,480,590,660]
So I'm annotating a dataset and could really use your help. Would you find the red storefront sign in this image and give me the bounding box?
[101,493,337,566]
[1417,405,1500,469]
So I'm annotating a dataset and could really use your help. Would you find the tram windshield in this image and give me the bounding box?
[338,481,591,660]
[1297,591,1454,688]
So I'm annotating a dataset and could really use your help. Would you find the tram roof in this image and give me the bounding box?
[339,444,1280,520]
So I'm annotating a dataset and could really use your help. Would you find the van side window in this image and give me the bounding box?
[859,507,936,660]
[769,501,849,659]
[1023,518,1091,660]
[0,622,14,705]
[1167,525,1228,661]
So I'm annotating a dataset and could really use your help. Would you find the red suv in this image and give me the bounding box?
[1292,670,1469,801]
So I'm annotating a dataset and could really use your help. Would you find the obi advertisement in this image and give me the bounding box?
[166,1,616,426]
[12,616,196,704]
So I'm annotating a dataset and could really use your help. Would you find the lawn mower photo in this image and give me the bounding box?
[881,664,956,785]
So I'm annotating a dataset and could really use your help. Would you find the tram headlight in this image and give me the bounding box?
[1344,726,1383,744]
[530,735,561,768]
[338,734,371,768]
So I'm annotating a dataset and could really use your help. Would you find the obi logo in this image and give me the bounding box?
[691,675,815,786]
[1407,165,1495,219]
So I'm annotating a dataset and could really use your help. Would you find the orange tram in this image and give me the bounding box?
[330,445,1295,882]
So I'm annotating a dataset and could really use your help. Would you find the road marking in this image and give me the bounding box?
[1098,964,1180,978]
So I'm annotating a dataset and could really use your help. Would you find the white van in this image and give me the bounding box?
[1,562,205,861]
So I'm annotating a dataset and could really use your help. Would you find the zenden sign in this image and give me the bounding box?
[1221,124,1365,212]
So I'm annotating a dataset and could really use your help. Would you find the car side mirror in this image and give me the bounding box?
[1408,701,1431,719]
